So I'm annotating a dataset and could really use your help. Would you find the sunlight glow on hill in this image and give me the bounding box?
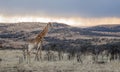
[0,15,82,26]
[0,15,120,27]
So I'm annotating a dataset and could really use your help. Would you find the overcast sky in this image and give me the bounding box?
[0,0,120,18]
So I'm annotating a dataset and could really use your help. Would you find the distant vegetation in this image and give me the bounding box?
[0,22,120,63]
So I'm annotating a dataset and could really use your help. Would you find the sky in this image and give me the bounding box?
[0,0,120,26]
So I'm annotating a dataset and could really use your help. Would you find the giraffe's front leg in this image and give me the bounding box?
[35,48,39,61]
[35,43,42,61]
[35,39,44,61]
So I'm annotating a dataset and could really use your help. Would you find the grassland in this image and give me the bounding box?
[0,50,120,72]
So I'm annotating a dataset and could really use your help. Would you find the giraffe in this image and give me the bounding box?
[26,22,53,62]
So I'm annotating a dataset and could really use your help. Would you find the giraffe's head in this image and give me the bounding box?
[48,22,53,29]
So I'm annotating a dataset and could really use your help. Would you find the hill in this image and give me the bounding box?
[84,24,120,32]
[0,22,120,49]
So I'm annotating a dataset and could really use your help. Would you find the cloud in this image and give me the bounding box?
[0,15,120,27]
[0,0,120,27]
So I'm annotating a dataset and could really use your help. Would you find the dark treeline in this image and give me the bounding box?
[42,37,120,63]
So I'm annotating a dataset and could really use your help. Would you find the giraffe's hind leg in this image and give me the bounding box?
[26,51,31,64]
[26,43,34,64]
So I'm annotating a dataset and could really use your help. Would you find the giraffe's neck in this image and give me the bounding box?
[34,24,49,44]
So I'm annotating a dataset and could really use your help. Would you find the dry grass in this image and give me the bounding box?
[0,50,120,72]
